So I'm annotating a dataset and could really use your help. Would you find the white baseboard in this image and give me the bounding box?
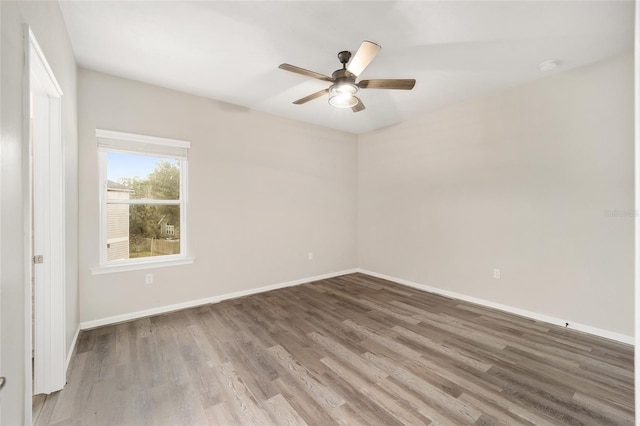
[80,269,358,330]
[357,269,634,345]
[66,326,80,372]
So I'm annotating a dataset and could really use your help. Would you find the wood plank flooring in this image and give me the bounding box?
[35,273,634,425]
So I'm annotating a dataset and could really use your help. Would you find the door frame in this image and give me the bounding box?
[23,25,66,399]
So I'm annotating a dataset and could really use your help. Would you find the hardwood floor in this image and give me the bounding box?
[35,273,634,425]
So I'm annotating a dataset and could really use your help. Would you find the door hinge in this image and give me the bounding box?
[33,255,44,264]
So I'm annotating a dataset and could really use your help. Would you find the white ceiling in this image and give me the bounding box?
[59,1,634,134]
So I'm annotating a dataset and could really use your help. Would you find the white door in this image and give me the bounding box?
[27,27,66,396]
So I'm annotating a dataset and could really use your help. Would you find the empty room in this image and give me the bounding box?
[0,0,636,425]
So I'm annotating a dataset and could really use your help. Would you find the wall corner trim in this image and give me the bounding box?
[356,269,634,346]
[80,269,358,330]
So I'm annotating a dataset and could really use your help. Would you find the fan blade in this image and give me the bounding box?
[279,64,333,82]
[352,97,365,113]
[293,88,329,105]
[346,41,381,77]
[358,79,416,90]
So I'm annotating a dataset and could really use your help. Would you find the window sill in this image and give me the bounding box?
[90,257,195,275]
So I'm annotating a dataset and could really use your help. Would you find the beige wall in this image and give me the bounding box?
[78,69,357,323]
[358,53,634,338]
[1,1,78,423]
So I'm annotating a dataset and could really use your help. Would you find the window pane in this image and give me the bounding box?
[106,204,180,261]
[107,152,180,200]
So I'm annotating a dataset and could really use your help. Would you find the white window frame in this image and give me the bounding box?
[91,129,193,275]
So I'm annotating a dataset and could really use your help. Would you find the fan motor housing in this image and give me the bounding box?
[332,68,356,82]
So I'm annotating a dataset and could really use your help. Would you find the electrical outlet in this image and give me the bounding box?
[493,268,501,279]
[308,252,313,260]
[145,273,153,284]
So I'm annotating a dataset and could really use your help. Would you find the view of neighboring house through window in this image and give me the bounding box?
[106,180,133,260]
[97,130,190,266]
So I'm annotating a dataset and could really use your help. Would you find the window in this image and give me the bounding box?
[94,129,192,273]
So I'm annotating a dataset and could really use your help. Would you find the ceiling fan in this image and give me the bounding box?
[279,41,416,112]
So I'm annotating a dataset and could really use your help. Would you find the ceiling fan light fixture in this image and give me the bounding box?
[328,93,359,108]
[329,82,358,96]
[328,82,358,108]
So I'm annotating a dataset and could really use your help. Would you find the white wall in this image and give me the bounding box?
[78,69,357,323]
[358,53,634,338]
[0,1,78,424]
